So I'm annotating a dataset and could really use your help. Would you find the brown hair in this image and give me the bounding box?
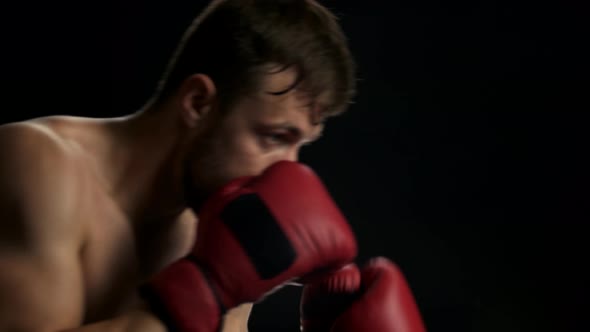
[153,0,356,121]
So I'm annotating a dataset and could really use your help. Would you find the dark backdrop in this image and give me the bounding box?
[2,1,588,331]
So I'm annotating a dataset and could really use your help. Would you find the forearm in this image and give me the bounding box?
[59,302,253,332]
[221,303,253,332]
[60,308,166,332]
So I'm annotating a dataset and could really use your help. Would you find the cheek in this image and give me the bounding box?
[223,131,301,179]
[223,134,267,177]
[190,132,259,191]
[190,126,293,192]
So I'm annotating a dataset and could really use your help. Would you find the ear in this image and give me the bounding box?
[178,74,217,128]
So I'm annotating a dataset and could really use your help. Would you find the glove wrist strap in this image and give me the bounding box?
[140,259,223,332]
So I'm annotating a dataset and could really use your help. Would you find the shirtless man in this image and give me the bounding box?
[0,1,358,331]
[1,1,430,331]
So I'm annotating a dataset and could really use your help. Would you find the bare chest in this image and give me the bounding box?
[78,187,196,324]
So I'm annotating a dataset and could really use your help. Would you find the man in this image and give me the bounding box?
[0,0,357,331]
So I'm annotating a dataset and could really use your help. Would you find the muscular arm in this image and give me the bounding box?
[0,124,166,332]
[0,123,251,332]
[58,306,165,332]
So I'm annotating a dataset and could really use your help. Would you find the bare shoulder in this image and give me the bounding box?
[0,121,86,330]
[0,119,71,152]
[0,121,83,247]
[0,121,79,196]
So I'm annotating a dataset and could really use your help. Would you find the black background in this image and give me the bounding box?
[2,1,588,331]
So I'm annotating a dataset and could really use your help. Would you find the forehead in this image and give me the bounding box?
[238,67,323,126]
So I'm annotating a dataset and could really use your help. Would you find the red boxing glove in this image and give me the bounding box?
[301,257,427,332]
[301,264,361,332]
[142,161,358,332]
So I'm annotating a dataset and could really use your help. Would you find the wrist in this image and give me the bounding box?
[140,259,222,332]
[221,303,253,332]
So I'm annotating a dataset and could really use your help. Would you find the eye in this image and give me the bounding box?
[258,131,294,149]
[263,133,289,145]
[254,125,303,150]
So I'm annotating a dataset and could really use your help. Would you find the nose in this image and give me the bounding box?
[284,147,300,163]
[265,147,300,173]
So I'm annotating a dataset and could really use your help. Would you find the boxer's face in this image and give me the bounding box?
[185,68,324,207]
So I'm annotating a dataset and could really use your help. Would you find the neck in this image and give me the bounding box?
[103,104,192,228]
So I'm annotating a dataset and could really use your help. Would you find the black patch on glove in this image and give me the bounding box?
[221,193,297,279]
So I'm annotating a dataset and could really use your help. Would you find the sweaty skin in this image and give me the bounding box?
[0,68,323,332]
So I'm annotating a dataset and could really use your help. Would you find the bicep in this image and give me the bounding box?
[0,247,84,331]
[0,123,85,331]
